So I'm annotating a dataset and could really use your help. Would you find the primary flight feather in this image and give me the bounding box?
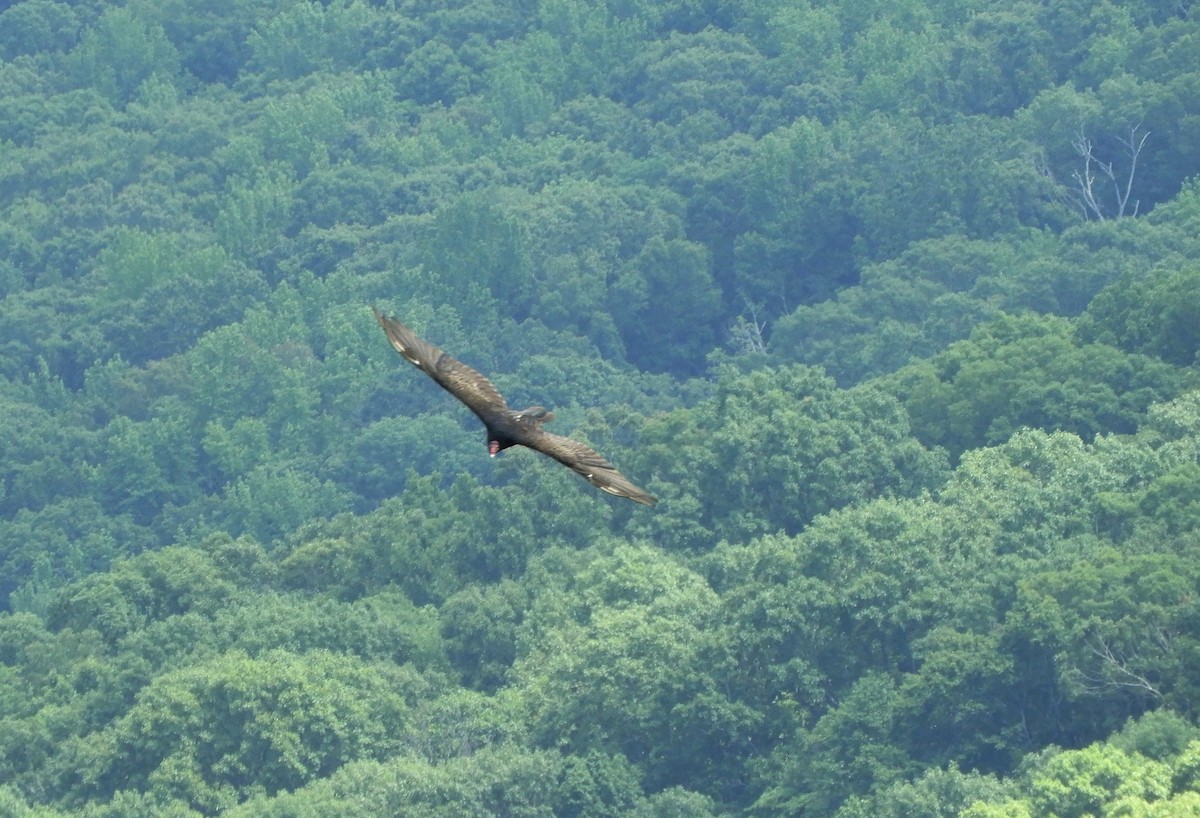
[373,307,657,506]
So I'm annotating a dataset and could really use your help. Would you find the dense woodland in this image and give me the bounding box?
[2,0,1200,815]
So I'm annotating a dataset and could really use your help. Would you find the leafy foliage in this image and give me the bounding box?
[2,0,1200,815]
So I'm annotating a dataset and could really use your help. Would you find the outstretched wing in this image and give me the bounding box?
[522,427,658,506]
[373,307,508,423]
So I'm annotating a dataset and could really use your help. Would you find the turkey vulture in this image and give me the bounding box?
[373,307,657,506]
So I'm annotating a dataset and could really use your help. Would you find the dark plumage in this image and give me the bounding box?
[373,307,657,506]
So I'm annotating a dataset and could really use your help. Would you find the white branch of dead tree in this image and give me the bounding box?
[1070,124,1149,221]
[1065,631,1163,700]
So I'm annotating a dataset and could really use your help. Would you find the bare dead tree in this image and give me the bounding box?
[728,302,768,356]
[1070,123,1150,221]
[1063,630,1165,700]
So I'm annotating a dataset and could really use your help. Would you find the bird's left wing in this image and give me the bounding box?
[372,307,508,423]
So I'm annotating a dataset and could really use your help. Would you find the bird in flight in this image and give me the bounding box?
[373,307,657,506]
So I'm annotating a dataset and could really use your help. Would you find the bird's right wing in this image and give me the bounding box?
[524,428,658,506]
[373,307,508,422]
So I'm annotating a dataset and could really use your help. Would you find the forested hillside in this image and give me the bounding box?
[2,0,1200,815]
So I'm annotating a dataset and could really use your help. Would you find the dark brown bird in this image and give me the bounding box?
[373,307,657,506]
